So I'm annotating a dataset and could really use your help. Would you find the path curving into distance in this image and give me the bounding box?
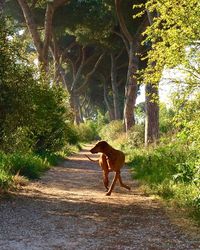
[0,144,199,250]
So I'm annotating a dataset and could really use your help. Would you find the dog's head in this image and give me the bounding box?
[90,141,109,154]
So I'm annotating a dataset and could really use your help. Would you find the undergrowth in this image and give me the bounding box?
[127,140,200,223]
[0,143,81,193]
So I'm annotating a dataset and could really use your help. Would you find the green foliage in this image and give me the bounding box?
[95,110,109,130]
[1,80,74,153]
[0,169,13,192]
[159,103,175,134]
[135,102,145,124]
[55,0,115,47]
[127,138,200,220]
[99,120,124,142]
[0,15,81,191]
[129,1,200,221]
[135,102,175,135]
[136,0,200,84]
[9,153,49,179]
[126,125,145,147]
[37,151,64,166]
[0,150,49,180]
[76,120,99,142]
[130,142,191,184]
[99,121,145,151]
[2,127,35,154]
[0,151,13,191]
[173,91,200,151]
[0,15,77,154]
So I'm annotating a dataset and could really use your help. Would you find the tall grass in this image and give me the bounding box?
[9,153,50,179]
[0,141,82,193]
[127,140,200,222]
[0,169,13,191]
[0,150,64,192]
[0,151,50,192]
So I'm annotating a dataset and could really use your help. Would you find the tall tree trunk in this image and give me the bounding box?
[42,2,54,71]
[17,0,68,70]
[50,39,68,89]
[123,43,138,131]
[71,94,83,125]
[145,83,159,145]
[110,53,120,120]
[17,0,43,62]
[144,10,160,145]
[98,73,115,121]
[115,0,138,132]
[103,81,115,121]
[0,0,5,14]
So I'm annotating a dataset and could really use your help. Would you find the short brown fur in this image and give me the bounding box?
[86,141,130,196]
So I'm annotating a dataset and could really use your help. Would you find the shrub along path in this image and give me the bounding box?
[0,144,199,250]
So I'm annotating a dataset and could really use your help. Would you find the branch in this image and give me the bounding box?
[115,0,133,42]
[114,31,129,54]
[74,46,81,66]
[53,0,70,8]
[43,3,54,62]
[117,77,124,87]
[115,47,124,61]
[30,0,38,9]
[17,0,43,58]
[146,9,156,26]
[116,62,128,71]
[0,0,5,13]
[60,41,76,64]
[71,47,86,92]
[74,52,105,94]
[135,16,149,37]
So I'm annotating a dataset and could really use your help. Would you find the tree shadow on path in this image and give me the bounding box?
[0,144,199,250]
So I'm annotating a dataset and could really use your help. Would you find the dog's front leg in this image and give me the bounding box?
[106,172,119,196]
[103,171,109,191]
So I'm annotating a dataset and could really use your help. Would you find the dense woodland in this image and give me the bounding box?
[0,0,200,223]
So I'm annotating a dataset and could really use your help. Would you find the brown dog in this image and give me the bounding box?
[86,141,130,196]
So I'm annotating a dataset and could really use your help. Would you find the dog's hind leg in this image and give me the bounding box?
[106,172,119,196]
[118,174,131,190]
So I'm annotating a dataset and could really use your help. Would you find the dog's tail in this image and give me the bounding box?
[85,154,99,162]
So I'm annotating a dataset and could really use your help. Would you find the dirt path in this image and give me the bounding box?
[0,144,200,250]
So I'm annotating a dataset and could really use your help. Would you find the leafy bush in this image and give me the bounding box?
[159,103,175,134]
[76,120,99,142]
[0,152,13,191]
[0,16,77,154]
[98,122,144,151]
[126,125,144,147]
[64,124,79,145]
[9,153,50,179]
[2,126,35,154]
[130,142,188,183]
[99,120,124,142]
[125,91,200,222]
[174,92,200,151]
[128,138,200,220]
[37,151,63,166]
[1,81,74,153]
[0,169,13,192]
